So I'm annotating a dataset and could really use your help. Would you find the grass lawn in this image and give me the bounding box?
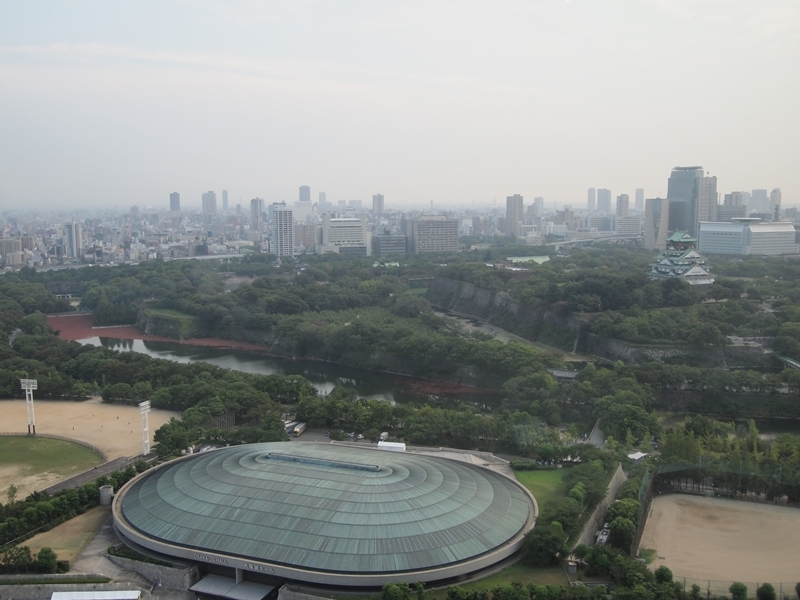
[0,436,102,474]
[22,506,111,563]
[0,436,104,498]
[513,469,567,513]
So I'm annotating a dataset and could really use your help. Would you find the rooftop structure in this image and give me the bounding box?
[113,443,535,587]
[649,231,714,285]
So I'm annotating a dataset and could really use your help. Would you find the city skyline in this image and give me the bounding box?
[1,1,798,210]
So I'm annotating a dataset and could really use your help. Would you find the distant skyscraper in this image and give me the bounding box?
[130,205,140,220]
[372,193,385,215]
[667,166,703,233]
[771,188,782,221]
[752,189,769,213]
[597,189,612,213]
[169,192,180,211]
[635,188,644,212]
[616,194,629,217]
[64,221,82,259]
[202,191,217,214]
[506,194,524,235]
[250,198,264,232]
[534,197,544,216]
[319,192,327,205]
[271,202,294,257]
[694,176,718,235]
[644,198,669,250]
[724,192,745,207]
[587,188,596,212]
[222,190,229,211]
[299,185,311,202]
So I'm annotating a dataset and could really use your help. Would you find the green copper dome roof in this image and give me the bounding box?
[119,443,532,574]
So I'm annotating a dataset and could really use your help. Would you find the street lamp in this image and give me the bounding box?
[139,401,151,456]
[20,379,38,435]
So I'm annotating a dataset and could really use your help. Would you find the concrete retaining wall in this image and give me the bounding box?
[106,554,199,589]
[573,463,627,549]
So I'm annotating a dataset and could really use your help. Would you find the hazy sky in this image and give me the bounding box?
[1,1,798,210]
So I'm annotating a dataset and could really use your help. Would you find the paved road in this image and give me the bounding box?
[41,452,154,495]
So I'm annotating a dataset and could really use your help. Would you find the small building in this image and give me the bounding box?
[649,231,714,285]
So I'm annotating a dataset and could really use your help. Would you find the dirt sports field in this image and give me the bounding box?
[640,494,800,583]
[0,397,178,499]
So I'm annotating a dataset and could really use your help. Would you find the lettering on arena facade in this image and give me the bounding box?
[193,553,229,565]
[243,562,276,573]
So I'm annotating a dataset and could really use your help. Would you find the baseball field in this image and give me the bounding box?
[0,397,178,500]
[640,494,800,584]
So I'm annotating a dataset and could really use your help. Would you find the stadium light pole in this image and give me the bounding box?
[139,401,151,456]
[20,379,38,435]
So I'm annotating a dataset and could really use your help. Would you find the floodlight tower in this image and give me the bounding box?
[139,401,151,456]
[20,379,37,435]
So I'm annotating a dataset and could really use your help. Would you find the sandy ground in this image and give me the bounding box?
[0,397,178,498]
[22,505,112,563]
[640,494,800,583]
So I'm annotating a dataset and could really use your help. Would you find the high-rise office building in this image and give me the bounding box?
[635,188,644,212]
[724,192,745,207]
[319,214,371,256]
[64,221,82,259]
[616,194,629,217]
[667,166,703,233]
[597,189,612,213]
[271,203,294,257]
[169,192,180,211]
[130,205,140,220]
[587,188,596,212]
[372,194,385,215]
[202,191,217,214]
[319,192,327,205]
[694,176,718,236]
[752,189,769,213]
[409,216,459,254]
[644,198,669,250]
[299,185,311,203]
[506,194,524,235]
[250,198,264,232]
[534,197,544,216]
[770,189,782,221]
[222,190,229,211]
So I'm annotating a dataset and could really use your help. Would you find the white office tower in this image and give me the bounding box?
[250,198,264,232]
[318,214,371,256]
[587,188,596,212]
[64,221,82,259]
[202,191,217,214]
[635,188,644,212]
[534,197,544,216]
[616,194,630,217]
[271,203,294,257]
[222,190,229,211]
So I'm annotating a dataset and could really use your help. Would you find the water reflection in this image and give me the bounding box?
[78,337,499,407]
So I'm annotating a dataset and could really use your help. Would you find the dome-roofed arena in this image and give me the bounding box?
[113,443,536,588]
